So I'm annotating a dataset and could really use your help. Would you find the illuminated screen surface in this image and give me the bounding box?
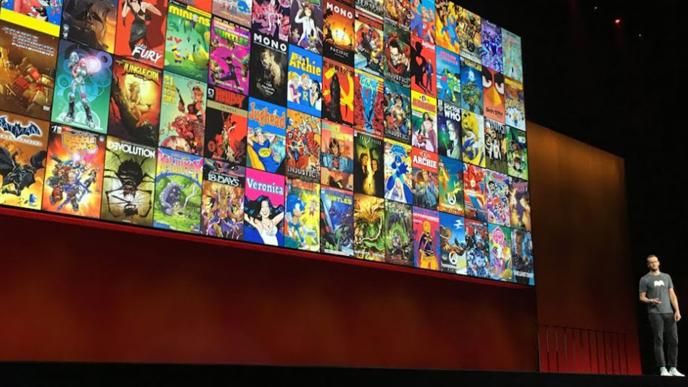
[0,0,533,285]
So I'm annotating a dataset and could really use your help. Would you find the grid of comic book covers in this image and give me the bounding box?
[0,0,533,284]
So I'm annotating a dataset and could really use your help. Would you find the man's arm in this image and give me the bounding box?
[640,291,661,305]
[669,288,681,321]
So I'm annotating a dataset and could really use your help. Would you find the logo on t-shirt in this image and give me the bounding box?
[654,280,666,287]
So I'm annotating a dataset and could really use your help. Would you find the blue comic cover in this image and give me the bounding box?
[439,212,466,274]
[247,97,287,174]
[287,44,323,117]
[320,185,354,256]
[436,46,460,105]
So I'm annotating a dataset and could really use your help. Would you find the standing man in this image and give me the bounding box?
[639,254,684,376]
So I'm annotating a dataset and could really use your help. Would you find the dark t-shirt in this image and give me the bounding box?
[639,272,674,314]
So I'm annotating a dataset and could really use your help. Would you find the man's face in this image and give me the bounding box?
[647,256,660,271]
[390,47,402,66]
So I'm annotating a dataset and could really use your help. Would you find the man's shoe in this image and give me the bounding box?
[660,367,671,376]
[669,367,685,377]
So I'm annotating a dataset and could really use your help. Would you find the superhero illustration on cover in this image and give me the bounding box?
[410,90,437,153]
[505,77,525,130]
[439,212,466,274]
[353,69,384,137]
[320,120,353,191]
[249,32,288,106]
[435,46,460,104]
[108,58,161,147]
[251,0,290,41]
[484,118,507,173]
[61,0,118,53]
[437,99,461,160]
[383,79,410,143]
[434,0,459,53]
[353,192,384,261]
[502,28,523,83]
[204,100,247,165]
[159,71,206,155]
[101,136,156,225]
[383,22,410,88]
[384,200,412,266]
[320,185,353,256]
[287,44,323,117]
[482,66,505,124]
[209,18,250,96]
[212,0,251,27]
[322,0,354,65]
[246,97,286,174]
[437,155,463,216]
[51,40,113,134]
[0,21,58,121]
[410,34,435,96]
[460,56,482,115]
[290,0,323,54]
[243,167,285,246]
[322,59,354,125]
[512,228,534,285]
[0,0,63,36]
[463,163,486,222]
[286,109,320,182]
[409,0,434,44]
[507,125,528,180]
[353,132,383,198]
[383,139,412,205]
[353,10,383,77]
[0,112,48,210]
[153,147,203,233]
[488,223,512,281]
[486,169,510,226]
[480,19,502,73]
[464,218,488,278]
[383,0,411,28]
[457,6,481,63]
[42,125,106,218]
[413,207,439,271]
[164,1,211,82]
[509,177,530,231]
[285,178,320,251]
[201,158,245,240]
[412,147,438,209]
[461,109,484,167]
[114,0,167,68]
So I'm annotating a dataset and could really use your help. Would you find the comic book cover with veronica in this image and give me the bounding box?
[244,168,285,246]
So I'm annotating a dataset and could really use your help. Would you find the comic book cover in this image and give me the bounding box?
[153,147,203,232]
[100,136,156,225]
[290,0,323,54]
[244,167,285,246]
[0,21,58,121]
[480,19,502,73]
[383,0,410,28]
[114,0,167,69]
[207,86,248,109]
[412,147,438,209]
[286,109,320,182]
[353,131,383,197]
[435,46,460,105]
[434,0,458,54]
[353,69,384,136]
[322,0,354,65]
[461,109,484,167]
[208,18,250,96]
[212,0,251,27]
[409,0,434,44]
[163,2,211,82]
[384,139,412,205]
[383,22,410,88]
[482,67,505,123]
[459,56,482,115]
[384,200,412,266]
[486,169,509,226]
[439,212,466,274]
[322,58,354,125]
[488,223,512,281]
[410,35,435,97]
[505,77,525,130]
[320,185,353,256]
[354,0,381,23]
[353,10,383,77]
[249,32,288,106]
[509,177,530,231]
[61,0,117,53]
[108,58,162,147]
[201,158,245,239]
[410,90,437,152]
[251,0,290,42]
[507,126,528,180]
[511,228,534,285]
[204,99,247,165]
[159,71,206,155]
[484,118,507,173]
[51,40,113,134]
[413,207,439,270]
[287,44,323,117]
[463,163,486,222]
[457,6,480,63]
[247,97,286,173]
[285,177,320,251]
[353,192,384,261]
[176,0,211,12]
[383,79,410,143]
[437,99,461,160]
[0,111,49,210]
[42,125,105,218]
[438,155,463,215]
[0,0,62,37]
[320,120,353,190]
[502,28,522,83]
[464,218,488,278]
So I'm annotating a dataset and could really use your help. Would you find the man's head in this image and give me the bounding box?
[647,254,660,272]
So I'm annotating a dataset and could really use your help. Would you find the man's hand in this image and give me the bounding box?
[675,311,682,322]
[650,298,662,304]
